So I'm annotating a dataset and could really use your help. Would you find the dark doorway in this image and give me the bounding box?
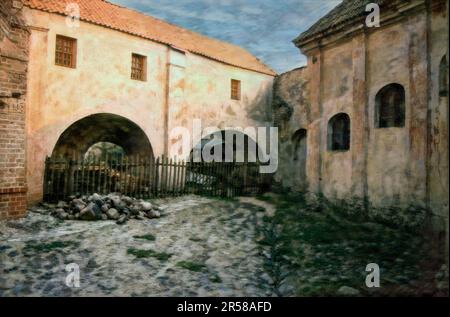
[292,129,308,190]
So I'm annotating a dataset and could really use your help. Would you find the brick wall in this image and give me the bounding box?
[0,0,29,219]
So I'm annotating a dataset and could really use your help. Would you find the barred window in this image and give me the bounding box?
[55,35,77,68]
[131,53,147,81]
[231,79,241,100]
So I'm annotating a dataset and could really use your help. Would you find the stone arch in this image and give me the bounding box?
[189,129,272,194]
[375,83,406,128]
[328,113,350,151]
[51,113,154,158]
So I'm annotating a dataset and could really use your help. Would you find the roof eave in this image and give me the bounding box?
[24,4,277,77]
[293,0,427,53]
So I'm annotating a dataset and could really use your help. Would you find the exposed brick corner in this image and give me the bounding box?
[0,0,28,220]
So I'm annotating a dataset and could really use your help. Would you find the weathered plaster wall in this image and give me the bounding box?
[320,42,354,200]
[0,0,29,219]
[272,67,310,190]
[366,15,428,207]
[25,9,166,204]
[428,1,449,230]
[176,53,274,149]
[24,9,274,205]
[274,0,448,225]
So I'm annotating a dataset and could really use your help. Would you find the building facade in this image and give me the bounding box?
[19,0,275,207]
[274,0,448,231]
[0,0,29,219]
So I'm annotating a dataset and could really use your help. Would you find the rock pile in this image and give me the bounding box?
[45,193,163,225]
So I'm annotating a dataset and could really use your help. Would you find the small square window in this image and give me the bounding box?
[231,79,241,100]
[55,35,77,68]
[131,53,147,81]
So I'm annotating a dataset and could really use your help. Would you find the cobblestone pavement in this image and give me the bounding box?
[0,196,273,297]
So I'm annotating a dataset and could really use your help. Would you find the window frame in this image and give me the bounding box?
[55,35,77,69]
[375,83,406,129]
[131,53,147,82]
[231,79,241,101]
[327,113,351,152]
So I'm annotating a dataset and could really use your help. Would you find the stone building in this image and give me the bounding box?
[274,0,448,231]
[11,0,275,209]
[0,0,29,219]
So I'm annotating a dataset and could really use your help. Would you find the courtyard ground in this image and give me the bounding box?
[0,194,448,297]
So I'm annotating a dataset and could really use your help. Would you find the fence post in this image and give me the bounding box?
[155,156,160,197]
[43,157,49,202]
[67,155,76,199]
[168,156,172,196]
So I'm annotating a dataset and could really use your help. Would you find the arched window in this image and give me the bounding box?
[328,113,350,151]
[375,83,405,128]
[440,55,448,97]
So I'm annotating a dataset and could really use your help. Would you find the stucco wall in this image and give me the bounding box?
[274,1,448,222]
[272,67,310,190]
[320,42,354,200]
[428,1,449,229]
[167,47,274,156]
[24,8,274,205]
[366,15,428,207]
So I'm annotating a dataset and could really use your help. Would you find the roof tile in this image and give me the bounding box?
[294,0,391,46]
[24,0,276,76]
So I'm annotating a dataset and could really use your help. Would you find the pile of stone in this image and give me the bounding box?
[47,193,163,225]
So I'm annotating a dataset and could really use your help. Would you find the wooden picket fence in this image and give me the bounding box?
[43,155,270,202]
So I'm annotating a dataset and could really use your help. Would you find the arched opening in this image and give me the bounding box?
[84,142,126,159]
[44,114,154,201]
[188,130,271,195]
[328,113,351,152]
[51,113,154,159]
[440,55,448,97]
[375,83,406,128]
[292,129,308,189]
[191,130,261,163]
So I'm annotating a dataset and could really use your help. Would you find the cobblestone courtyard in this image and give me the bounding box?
[0,194,448,297]
[0,196,272,297]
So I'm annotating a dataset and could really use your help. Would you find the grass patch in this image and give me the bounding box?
[127,248,172,261]
[189,237,204,242]
[133,234,156,241]
[255,192,430,296]
[24,241,79,253]
[176,260,207,272]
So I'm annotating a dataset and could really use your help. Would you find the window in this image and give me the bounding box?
[375,83,405,128]
[328,113,350,151]
[440,55,448,97]
[231,79,241,100]
[55,35,77,68]
[131,53,147,81]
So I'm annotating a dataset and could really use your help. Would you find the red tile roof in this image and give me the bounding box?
[24,0,276,76]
